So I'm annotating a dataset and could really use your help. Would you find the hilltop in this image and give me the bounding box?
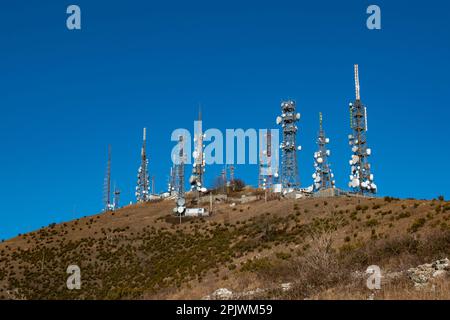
[1,194,450,300]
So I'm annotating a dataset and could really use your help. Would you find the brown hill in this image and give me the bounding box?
[1,195,449,300]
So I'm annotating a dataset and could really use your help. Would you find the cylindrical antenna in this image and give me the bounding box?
[364,107,368,132]
[319,112,323,131]
[354,64,360,100]
[143,127,147,142]
[349,106,353,128]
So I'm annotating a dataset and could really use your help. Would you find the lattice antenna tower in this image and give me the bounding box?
[221,167,227,194]
[312,112,335,192]
[348,64,377,194]
[229,165,235,191]
[103,145,113,211]
[174,135,186,215]
[190,107,206,193]
[136,128,150,202]
[258,130,274,190]
[168,165,176,195]
[276,100,301,189]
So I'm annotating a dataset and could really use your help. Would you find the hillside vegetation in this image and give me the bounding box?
[1,195,450,300]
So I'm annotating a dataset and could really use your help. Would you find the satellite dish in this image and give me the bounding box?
[297,146,302,151]
[352,146,358,152]
[296,113,301,120]
[325,138,330,143]
[276,116,282,125]
[173,208,178,213]
[177,198,186,206]
[367,148,372,155]
[200,187,207,192]
[274,172,279,178]
[312,173,317,178]
[326,150,331,156]
[177,206,185,214]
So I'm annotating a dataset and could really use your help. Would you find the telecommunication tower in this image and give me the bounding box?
[103,145,113,211]
[348,65,377,194]
[276,100,301,189]
[136,128,150,202]
[229,165,235,190]
[174,135,186,215]
[258,130,274,190]
[113,184,121,210]
[221,167,227,194]
[312,112,335,191]
[190,109,206,193]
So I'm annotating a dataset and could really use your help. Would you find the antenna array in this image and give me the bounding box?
[312,112,335,191]
[348,65,377,194]
[136,128,150,202]
[276,100,301,189]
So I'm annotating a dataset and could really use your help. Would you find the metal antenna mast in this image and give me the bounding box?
[190,107,206,194]
[174,135,186,215]
[136,127,150,202]
[348,64,377,195]
[259,130,273,191]
[312,112,335,191]
[103,145,113,211]
[229,165,235,191]
[276,100,301,190]
[113,183,121,210]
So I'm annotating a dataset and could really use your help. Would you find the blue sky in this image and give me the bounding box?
[0,0,449,240]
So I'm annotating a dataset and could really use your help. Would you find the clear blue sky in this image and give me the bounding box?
[1,0,449,240]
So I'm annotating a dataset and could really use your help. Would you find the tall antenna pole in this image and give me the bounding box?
[113,183,120,210]
[190,106,206,196]
[103,145,112,211]
[174,135,186,216]
[312,113,335,192]
[348,64,377,195]
[354,64,360,101]
[277,100,301,190]
[136,127,150,202]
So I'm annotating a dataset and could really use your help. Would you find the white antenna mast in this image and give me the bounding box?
[364,107,368,131]
[354,64,360,101]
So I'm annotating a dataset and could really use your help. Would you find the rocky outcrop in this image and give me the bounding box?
[406,258,449,287]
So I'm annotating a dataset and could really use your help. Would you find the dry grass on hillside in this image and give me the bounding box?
[1,195,449,300]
